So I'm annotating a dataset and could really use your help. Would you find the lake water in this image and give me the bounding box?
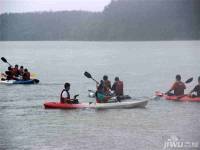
[0,41,200,150]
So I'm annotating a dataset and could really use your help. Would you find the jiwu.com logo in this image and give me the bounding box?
[163,135,199,149]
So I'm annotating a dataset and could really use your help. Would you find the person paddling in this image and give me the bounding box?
[103,75,111,95]
[22,69,30,80]
[19,66,24,76]
[166,74,186,96]
[95,80,111,103]
[111,77,124,96]
[5,66,14,80]
[189,76,200,97]
[60,82,79,104]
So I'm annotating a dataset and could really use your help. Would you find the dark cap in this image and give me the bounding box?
[103,75,108,80]
[115,77,119,81]
[8,66,12,70]
[64,82,70,88]
[176,74,181,81]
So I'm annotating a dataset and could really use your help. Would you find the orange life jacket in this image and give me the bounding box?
[103,80,111,93]
[171,81,186,96]
[12,68,20,77]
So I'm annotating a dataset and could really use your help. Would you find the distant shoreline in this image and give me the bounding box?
[1,0,199,41]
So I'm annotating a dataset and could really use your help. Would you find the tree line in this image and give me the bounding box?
[0,0,200,41]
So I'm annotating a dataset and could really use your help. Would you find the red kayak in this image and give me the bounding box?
[155,91,200,102]
[44,100,148,109]
[44,102,91,109]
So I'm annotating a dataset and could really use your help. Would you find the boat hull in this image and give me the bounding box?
[44,100,148,109]
[0,79,39,84]
[155,91,200,102]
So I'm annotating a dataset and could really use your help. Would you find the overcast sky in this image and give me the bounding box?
[1,0,112,14]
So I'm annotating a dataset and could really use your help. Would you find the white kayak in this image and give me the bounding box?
[94,100,148,109]
[88,90,132,101]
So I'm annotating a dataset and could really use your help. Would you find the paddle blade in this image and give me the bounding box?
[84,71,92,78]
[185,77,193,84]
[1,57,7,63]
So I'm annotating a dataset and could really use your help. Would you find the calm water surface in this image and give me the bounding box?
[0,41,200,150]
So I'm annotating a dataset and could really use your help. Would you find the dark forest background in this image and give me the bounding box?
[0,0,200,41]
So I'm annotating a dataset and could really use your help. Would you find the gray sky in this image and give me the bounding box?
[1,0,111,14]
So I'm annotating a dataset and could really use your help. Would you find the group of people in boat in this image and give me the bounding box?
[166,74,200,97]
[60,74,200,104]
[60,75,124,104]
[1,65,31,81]
[95,75,124,103]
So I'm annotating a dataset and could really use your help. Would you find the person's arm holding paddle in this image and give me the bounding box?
[165,82,176,96]
[189,87,196,97]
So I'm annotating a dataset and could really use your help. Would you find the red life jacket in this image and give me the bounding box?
[5,70,14,80]
[115,80,124,96]
[19,69,24,76]
[23,72,30,80]
[12,68,20,76]
[171,81,186,96]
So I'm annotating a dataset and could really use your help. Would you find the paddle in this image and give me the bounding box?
[1,57,12,66]
[185,77,193,84]
[1,57,37,79]
[84,72,119,102]
[84,71,99,84]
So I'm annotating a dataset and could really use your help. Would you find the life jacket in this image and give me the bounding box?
[115,80,124,96]
[60,89,72,103]
[95,92,111,103]
[103,80,111,93]
[171,81,186,96]
[19,69,24,76]
[96,92,105,103]
[23,72,30,80]
[12,68,20,77]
